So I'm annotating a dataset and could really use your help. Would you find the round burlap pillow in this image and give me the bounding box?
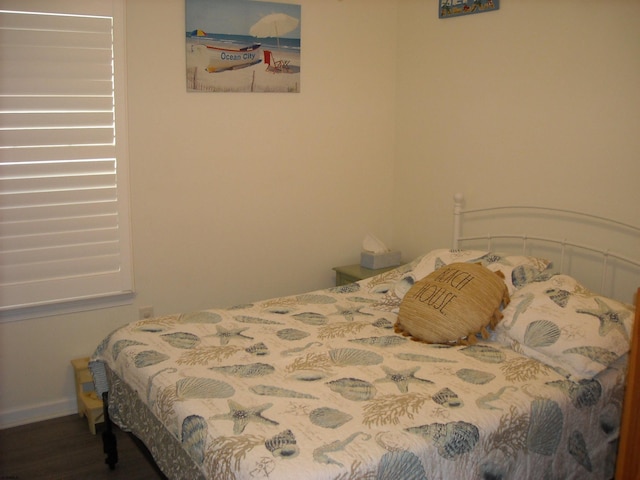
[395,262,510,345]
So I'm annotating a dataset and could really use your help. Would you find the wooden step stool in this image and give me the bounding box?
[70,357,104,434]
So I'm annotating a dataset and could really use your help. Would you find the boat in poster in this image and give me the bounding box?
[188,29,263,73]
[202,43,263,73]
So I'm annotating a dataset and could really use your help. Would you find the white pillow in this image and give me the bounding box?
[493,274,635,380]
[395,249,550,297]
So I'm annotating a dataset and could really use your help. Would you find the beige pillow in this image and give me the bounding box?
[395,262,510,345]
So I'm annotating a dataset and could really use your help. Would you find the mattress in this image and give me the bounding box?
[91,250,629,480]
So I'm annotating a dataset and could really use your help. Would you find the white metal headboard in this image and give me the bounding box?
[451,193,640,303]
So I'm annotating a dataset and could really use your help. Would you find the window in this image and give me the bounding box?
[0,0,132,320]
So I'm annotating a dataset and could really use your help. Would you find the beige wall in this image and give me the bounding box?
[1,0,639,427]
[394,0,640,260]
[0,0,398,427]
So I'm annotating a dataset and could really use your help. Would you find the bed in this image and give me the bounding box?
[90,194,640,480]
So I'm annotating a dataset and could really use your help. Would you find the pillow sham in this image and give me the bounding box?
[493,274,635,380]
[396,262,510,345]
[393,249,550,299]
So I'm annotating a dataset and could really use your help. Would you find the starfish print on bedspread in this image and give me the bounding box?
[208,325,254,345]
[210,399,279,434]
[374,365,434,393]
[576,298,631,340]
[331,304,374,322]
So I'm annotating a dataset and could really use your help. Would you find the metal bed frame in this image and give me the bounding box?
[452,193,640,303]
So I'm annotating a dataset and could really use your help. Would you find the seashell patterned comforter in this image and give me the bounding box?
[91,260,627,480]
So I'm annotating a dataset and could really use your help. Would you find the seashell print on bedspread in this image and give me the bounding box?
[92,263,628,480]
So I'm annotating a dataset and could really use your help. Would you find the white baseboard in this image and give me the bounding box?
[0,396,78,429]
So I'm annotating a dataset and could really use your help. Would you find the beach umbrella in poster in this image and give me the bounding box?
[250,13,299,50]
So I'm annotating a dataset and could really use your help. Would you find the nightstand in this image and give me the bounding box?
[332,264,398,286]
[70,357,104,434]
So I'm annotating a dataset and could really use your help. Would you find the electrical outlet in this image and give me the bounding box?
[139,306,154,319]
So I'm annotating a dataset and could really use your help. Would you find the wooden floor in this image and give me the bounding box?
[0,414,166,480]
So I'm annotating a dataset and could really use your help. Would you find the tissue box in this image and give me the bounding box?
[360,250,401,269]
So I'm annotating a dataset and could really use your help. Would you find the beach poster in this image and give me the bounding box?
[186,0,301,93]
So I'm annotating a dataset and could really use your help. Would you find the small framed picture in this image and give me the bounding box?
[439,0,499,19]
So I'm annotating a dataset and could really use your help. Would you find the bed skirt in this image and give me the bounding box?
[105,366,205,480]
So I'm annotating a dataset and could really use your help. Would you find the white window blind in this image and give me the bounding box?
[0,0,133,318]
